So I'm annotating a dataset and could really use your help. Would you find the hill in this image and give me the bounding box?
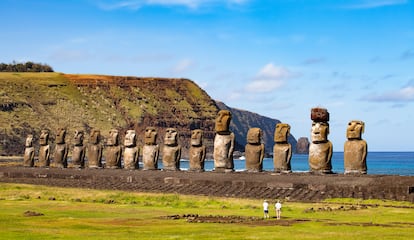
[0,72,296,158]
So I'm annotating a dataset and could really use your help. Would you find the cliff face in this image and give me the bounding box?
[0,73,296,157]
[215,101,297,153]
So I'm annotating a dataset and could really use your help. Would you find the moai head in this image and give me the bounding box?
[347,120,365,140]
[73,130,84,146]
[55,128,66,144]
[39,129,49,146]
[247,128,262,145]
[274,123,290,143]
[25,134,33,147]
[124,129,137,147]
[144,127,157,145]
[215,110,232,134]
[311,122,329,143]
[191,129,203,147]
[89,130,101,145]
[164,128,178,146]
[107,129,119,146]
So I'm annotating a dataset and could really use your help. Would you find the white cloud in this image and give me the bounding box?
[342,0,408,9]
[171,58,195,74]
[95,0,248,10]
[363,86,414,102]
[246,63,297,93]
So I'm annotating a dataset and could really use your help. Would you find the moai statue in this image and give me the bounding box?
[105,129,122,169]
[189,129,206,172]
[123,129,140,170]
[296,137,310,154]
[213,110,235,172]
[344,120,367,174]
[71,130,86,168]
[162,128,181,171]
[37,129,50,167]
[308,108,333,174]
[53,128,69,168]
[245,127,265,172]
[23,134,35,167]
[87,129,103,168]
[273,123,292,173]
[142,127,159,170]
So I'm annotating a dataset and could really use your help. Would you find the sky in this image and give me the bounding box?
[1,0,413,151]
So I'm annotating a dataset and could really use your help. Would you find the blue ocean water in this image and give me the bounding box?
[176,152,414,176]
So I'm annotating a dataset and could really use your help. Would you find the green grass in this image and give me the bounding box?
[0,183,413,240]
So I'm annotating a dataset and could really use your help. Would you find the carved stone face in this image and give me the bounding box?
[25,134,33,147]
[107,129,119,146]
[144,127,157,145]
[274,123,290,143]
[215,110,232,133]
[56,128,66,144]
[73,130,84,146]
[164,128,178,146]
[347,120,364,140]
[124,130,136,147]
[247,128,262,144]
[39,129,49,146]
[191,129,203,146]
[311,122,329,143]
[89,130,101,144]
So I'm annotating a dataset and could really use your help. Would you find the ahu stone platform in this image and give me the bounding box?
[0,166,413,202]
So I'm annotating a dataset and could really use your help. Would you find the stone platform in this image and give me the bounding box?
[0,166,413,202]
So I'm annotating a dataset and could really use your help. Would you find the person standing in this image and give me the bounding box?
[263,200,269,219]
[275,200,282,219]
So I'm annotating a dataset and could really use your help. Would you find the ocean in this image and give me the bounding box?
[176,152,414,176]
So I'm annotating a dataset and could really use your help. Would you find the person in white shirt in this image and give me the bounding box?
[275,200,282,219]
[263,200,269,219]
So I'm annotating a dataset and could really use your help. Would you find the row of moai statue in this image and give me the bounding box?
[23,108,367,174]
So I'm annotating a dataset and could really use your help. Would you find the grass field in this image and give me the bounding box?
[0,183,413,239]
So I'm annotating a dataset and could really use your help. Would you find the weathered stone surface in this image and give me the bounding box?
[37,129,50,167]
[105,129,122,169]
[87,130,103,168]
[296,137,309,154]
[123,130,139,170]
[162,128,181,171]
[344,120,367,174]
[53,128,68,168]
[71,130,85,168]
[311,107,329,122]
[273,123,292,173]
[309,121,332,173]
[189,129,206,172]
[245,128,264,172]
[142,127,159,170]
[1,167,413,203]
[213,110,234,172]
[23,134,35,167]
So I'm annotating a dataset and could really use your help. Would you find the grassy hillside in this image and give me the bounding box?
[0,72,294,157]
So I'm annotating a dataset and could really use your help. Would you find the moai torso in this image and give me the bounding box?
[123,130,139,170]
[245,128,264,172]
[37,130,50,167]
[213,110,234,172]
[105,129,122,169]
[308,121,333,173]
[142,127,159,170]
[53,128,68,168]
[162,128,181,171]
[344,120,367,174]
[87,130,103,168]
[71,130,85,168]
[23,134,35,167]
[189,129,206,172]
[273,123,292,173]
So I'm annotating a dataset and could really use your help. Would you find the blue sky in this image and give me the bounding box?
[1,0,413,151]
